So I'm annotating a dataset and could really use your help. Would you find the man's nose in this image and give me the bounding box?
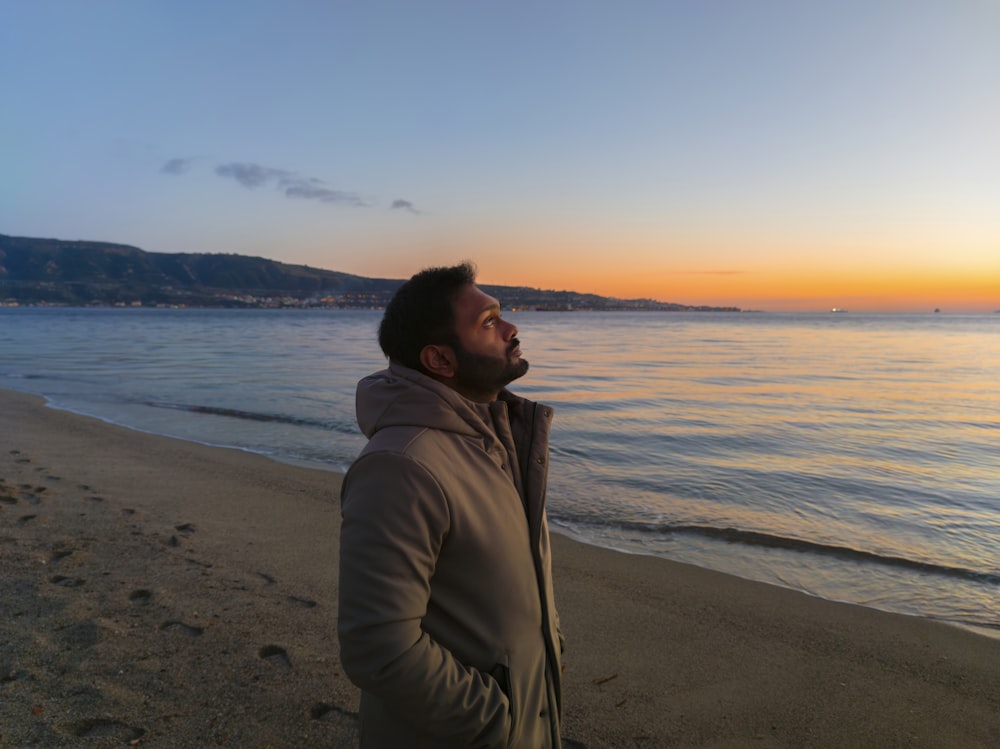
[504,320,518,339]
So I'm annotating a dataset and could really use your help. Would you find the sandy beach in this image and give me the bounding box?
[2,388,998,748]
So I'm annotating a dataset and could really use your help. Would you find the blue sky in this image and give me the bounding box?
[3,1,998,310]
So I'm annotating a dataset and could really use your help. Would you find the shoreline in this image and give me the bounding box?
[2,388,999,747]
[551,523,1000,644]
[18,388,998,636]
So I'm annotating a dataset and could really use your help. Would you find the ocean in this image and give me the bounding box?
[2,307,998,635]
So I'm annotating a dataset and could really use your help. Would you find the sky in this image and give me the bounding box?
[2,0,998,312]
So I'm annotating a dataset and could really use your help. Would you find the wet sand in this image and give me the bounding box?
[2,388,998,748]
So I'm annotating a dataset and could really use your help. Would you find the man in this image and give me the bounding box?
[338,262,563,748]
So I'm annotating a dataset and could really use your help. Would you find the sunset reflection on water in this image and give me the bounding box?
[514,311,1000,630]
[4,307,997,631]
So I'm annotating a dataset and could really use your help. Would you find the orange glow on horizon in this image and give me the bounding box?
[482,271,1000,312]
[344,227,1000,314]
[478,263,1000,314]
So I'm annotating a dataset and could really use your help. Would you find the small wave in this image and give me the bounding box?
[144,401,358,435]
[556,517,1000,586]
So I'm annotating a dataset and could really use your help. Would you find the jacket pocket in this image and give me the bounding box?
[488,659,517,747]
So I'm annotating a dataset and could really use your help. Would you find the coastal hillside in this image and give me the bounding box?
[0,234,392,307]
[0,234,738,311]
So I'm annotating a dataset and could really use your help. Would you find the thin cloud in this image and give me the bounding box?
[214,162,366,206]
[281,177,366,206]
[215,162,292,189]
[164,158,417,212]
[160,157,196,175]
[390,199,420,214]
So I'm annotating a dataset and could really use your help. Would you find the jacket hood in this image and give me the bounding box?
[356,362,500,445]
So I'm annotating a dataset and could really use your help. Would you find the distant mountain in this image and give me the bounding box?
[0,234,739,311]
[0,234,398,307]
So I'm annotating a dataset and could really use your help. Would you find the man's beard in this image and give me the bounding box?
[453,339,529,397]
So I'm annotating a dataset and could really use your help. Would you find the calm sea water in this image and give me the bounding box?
[2,308,998,634]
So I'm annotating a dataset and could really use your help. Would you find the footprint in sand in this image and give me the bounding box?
[1,663,29,684]
[50,575,86,588]
[288,595,318,609]
[19,485,45,505]
[160,620,203,637]
[49,548,74,563]
[16,515,37,526]
[71,718,145,742]
[61,620,102,646]
[128,589,153,605]
[259,644,292,668]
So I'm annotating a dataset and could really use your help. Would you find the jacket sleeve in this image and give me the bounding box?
[338,451,511,747]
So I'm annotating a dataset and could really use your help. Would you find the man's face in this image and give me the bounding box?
[449,284,528,400]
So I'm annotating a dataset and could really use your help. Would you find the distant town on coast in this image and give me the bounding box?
[0,234,740,312]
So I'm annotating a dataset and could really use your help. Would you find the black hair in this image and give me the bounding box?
[378,262,477,371]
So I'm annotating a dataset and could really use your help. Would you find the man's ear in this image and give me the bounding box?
[419,344,457,379]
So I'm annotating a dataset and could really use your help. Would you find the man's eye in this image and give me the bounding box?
[484,316,497,328]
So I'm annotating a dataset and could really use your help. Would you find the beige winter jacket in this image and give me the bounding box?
[338,363,563,748]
